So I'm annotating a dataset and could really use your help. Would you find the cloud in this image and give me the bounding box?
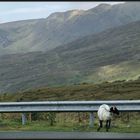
[0,7,49,15]
[47,2,125,10]
[0,2,125,15]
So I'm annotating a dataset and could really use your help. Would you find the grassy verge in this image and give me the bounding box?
[0,113,139,133]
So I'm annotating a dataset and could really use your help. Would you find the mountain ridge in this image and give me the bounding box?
[1,2,140,55]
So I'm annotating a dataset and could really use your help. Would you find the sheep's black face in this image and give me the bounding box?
[110,106,119,115]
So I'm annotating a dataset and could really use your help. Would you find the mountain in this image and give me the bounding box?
[1,2,140,55]
[0,20,140,93]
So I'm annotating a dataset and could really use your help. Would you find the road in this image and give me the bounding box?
[0,131,140,139]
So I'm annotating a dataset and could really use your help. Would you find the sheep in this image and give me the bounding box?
[97,104,119,132]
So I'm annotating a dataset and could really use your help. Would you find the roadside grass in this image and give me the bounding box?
[0,115,139,133]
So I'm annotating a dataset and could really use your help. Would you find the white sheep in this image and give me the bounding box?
[97,104,119,132]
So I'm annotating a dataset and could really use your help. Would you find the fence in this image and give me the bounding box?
[0,100,140,126]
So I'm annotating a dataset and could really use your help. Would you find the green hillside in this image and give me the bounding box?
[1,19,140,93]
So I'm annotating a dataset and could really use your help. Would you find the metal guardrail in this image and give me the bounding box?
[0,100,140,113]
[0,100,139,125]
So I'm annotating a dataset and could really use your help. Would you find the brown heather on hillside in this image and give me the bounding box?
[1,78,140,102]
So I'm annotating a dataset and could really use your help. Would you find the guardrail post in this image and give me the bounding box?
[22,113,26,125]
[89,112,94,127]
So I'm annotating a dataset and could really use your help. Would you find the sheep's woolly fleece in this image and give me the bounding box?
[97,104,111,121]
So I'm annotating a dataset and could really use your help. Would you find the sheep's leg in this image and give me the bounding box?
[97,120,102,131]
[106,120,109,132]
[108,119,111,128]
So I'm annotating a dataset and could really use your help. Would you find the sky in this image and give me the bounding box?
[0,2,125,23]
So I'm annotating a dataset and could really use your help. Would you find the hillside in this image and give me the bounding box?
[1,77,140,101]
[0,20,140,93]
[1,2,140,55]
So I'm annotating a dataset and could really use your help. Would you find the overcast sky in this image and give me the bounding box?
[0,2,125,23]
